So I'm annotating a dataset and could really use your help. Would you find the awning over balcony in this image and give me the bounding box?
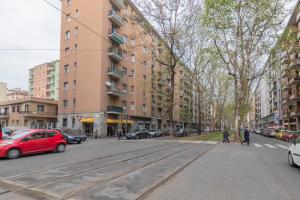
[107,119,134,124]
[80,118,95,123]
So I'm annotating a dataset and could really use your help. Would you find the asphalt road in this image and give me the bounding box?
[146,134,300,200]
[0,135,299,200]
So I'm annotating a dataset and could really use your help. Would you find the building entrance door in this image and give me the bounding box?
[83,123,93,136]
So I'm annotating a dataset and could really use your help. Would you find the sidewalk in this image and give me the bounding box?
[145,143,296,200]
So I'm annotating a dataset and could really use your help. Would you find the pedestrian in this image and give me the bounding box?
[241,127,250,145]
[223,130,230,143]
[117,129,122,140]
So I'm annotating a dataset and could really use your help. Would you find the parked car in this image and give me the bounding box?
[0,129,67,159]
[261,129,275,137]
[275,130,287,140]
[1,132,10,140]
[12,129,33,136]
[288,137,300,167]
[161,129,170,136]
[282,131,300,142]
[149,130,161,138]
[175,129,187,137]
[126,129,150,139]
[54,128,86,144]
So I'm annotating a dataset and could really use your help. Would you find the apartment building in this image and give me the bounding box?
[0,82,7,102]
[0,97,58,130]
[58,0,203,136]
[6,88,29,101]
[29,60,60,100]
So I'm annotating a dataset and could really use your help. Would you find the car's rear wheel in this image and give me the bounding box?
[7,148,21,159]
[56,144,66,153]
[288,152,297,167]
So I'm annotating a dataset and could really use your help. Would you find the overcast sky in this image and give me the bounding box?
[0,0,61,90]
[0,0,297,90]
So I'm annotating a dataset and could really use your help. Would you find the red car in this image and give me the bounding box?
[0,129,67,159]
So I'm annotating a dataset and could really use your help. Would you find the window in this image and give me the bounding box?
[37,105,45,112]
[75,44,78,52]
[129,70,135,77]
[74,62,77,69]
[63,100,68,108]
[123,35,127,43]
[66,14,71,22]
[64,82,69,91]
[74,27,78,37]
[131,38,135,46]
[123,67,127,76]
[142,104,147,112]
[73,98,76,108]
[65,47,70,56]
[143,74,146,80]
[131,86,135,93]
[12,106,15,113]
[143,46,147,53]
[131,54,136,63]
[143,90,146,97]
[130,102,135,110]
[65,31,71,40]
[63,118,68,127]
[75,9,79,17]
[47,132,56,138]
[72,117,76,128]
[28,132,46,140]
[122,84,127,92]
[17,105,20,112]
[64,65,70,74]
[67,0,72,6]
[143,60,147,68]
[73,80,77,89]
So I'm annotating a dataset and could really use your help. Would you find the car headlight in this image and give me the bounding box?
[0,141,14,146]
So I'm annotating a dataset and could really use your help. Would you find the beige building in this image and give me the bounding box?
[6,88,29,101]
[0,82,7,102]
[29,60,60,100]
[58,0,204,136]
[0,97,58,131]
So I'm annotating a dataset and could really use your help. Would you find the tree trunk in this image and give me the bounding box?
[169,69,176,137]
[233,78,241,142]
[198,88,202,135]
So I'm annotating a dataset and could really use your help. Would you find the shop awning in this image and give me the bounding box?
[107,119,134,124]
[80,118,95,123]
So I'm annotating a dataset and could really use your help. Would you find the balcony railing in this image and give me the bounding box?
[108,47,124,61]
[107,66,123,79]
[290,94,300,101]
[107,106,124,114]
[108,29,125,45]
[107,88,123,97]
[109,10,125,27]
[110,0,125,10]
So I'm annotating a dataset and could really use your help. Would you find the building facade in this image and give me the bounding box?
[58,0,206,136]
[0,97,58,131]
[0,82,7,102]
[29,60,60,100]
[6,88,29,101]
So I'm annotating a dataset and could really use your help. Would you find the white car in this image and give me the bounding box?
[288,137,300,167]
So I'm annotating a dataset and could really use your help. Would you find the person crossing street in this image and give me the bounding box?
[241,127,250,145]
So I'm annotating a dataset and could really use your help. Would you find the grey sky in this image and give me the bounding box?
[0,0,298,90]
[0,0,61,90]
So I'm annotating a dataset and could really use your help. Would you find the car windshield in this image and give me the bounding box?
[7,131,32,140]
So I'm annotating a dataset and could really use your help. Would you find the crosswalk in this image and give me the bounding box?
[252,143,289,150]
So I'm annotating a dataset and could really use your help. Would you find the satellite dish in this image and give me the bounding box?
[105,81,112,87]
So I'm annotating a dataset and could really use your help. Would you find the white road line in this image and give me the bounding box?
[205,141,218,145]
[191,141,204,144]
[253,143,263,148]
[276,144,289,149]
[264,144,277,149]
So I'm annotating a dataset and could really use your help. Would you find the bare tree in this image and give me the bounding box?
[203,0,291,141]
[134,0,202,136]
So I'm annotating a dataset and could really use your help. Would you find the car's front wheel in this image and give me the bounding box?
[288,152,297,167]
[56,144,66,153]
[7,148,21,159]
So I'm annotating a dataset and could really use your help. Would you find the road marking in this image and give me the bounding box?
[276,144,288,149]
[191,141,204,144]
[264,144,276,148]
[253,143,263,148]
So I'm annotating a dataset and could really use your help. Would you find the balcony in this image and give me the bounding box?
[289,76,300,85]
[290,94,300,101]
[108,29,125,45]
[107,87,123,97]
[108,47,124,61]
[107,106,124,114]
[0,113,9,119]
[110,0,125,10]
[109,10,125,27]
[107,66,123,79]
[282,85,292,91]
[290,110,300,117]
[19,111,57,118]
[289,58,300,69]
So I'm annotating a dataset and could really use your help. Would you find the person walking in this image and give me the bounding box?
[223,130,230,143]
[241,127,250,145]
[117,129,122,140]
